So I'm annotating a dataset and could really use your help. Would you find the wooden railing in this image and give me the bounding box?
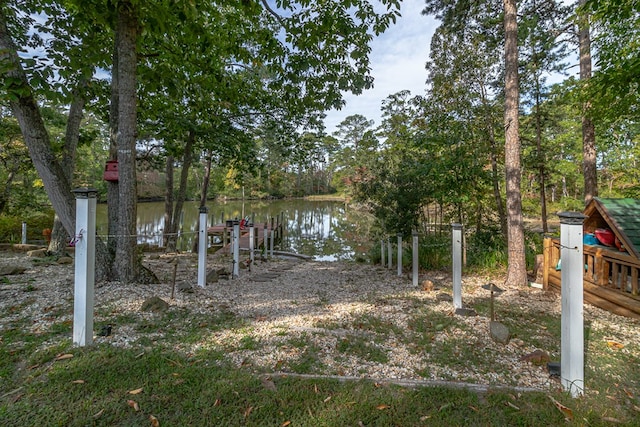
[543,237,640,318]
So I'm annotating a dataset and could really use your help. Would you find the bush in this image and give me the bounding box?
[0,210,55,243]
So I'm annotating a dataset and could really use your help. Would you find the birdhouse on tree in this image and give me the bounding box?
[103,160,119,182]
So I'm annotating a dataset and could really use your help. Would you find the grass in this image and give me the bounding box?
[2,299,640,425]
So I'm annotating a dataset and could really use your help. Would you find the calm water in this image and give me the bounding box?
[96,199,374,261]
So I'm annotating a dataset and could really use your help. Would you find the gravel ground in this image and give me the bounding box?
[1,249,639,393]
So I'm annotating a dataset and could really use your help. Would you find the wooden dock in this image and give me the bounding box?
[207,217,284,255]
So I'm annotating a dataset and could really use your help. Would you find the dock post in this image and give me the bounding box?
[452,223,463,309]
[559,211,587,397]
[197,206,207,287]
[72,188,97,347]
[397,233,403,277]
[412,231,419,287]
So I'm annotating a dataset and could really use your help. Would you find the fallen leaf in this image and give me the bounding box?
[281,421,291,427]
[93,409,104,419]
[314,384,318,394]
[439,403,452,412]
[602,417,622,423]
[214,399,221,406]
[72,380,85,384]
[420,415,432,421]
[606,340,624,349]
[376,404,390,410]
[323,396,332,403]
[243,406,253,418]
[55,353,73,361]
[548,395,573,421]
[623,388,634,398]
[632,405,640,413]
[468,405,479,412]
[506,401,520,410]
[127,400,140,412]
[128,388,143,395]
[149,414,160,427]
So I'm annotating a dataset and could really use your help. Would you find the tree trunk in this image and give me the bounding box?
[199,150,213,208]
[163,155,175,248]
[49,85,87,255]
[167,130,196,252]
[534,83,548,233]
[579,0,597,204]
[113,1,139,282]
[503,0,528,287]
[107,23,120,261]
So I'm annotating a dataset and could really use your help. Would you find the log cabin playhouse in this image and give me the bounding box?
[543,198,640,319]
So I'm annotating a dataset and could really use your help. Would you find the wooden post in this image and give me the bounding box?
[559,211,586,398]
[72,188,97,347]
[412,231,419,287]
[270,229,275,257]
[543,237,551,290]
[397,233,403,277]
[452,223,463,310]
[197,206,207,288]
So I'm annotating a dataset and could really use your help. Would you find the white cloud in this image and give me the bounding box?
[323,0,438,135]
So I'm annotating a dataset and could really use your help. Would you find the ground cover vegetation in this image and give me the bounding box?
[1,0,639,423]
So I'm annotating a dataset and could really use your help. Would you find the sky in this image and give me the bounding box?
[323,1,439,135]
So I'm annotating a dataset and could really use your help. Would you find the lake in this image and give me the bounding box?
[96,199,375,261]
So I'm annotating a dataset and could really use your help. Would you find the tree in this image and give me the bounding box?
[503,0,527,286]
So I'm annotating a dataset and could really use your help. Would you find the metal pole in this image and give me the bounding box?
[452,223,463,309]
[397,233,403,277]
[559,211,587,397]
[197,206,207,288]
[72,188,97,347]
[412,231,419,287]
[21,222,27,244]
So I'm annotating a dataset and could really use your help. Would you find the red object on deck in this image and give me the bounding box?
[595,228,615,246]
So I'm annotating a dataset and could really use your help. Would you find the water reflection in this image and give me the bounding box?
[96,200,374,261]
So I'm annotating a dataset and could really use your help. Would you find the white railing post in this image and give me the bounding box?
[249,224,255,264]
[233,220,240,278]
[452,223,463,309]
[397,233,403,277]
[381,239,385,267]
[197,206,208,288]
[72,188,97,347]
[559,211,587,397]
[21,222,27,244]
[387,237,392,269]
[412,231,419,287]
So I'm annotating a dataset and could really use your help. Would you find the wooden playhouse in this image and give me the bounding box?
[543,198,640,319]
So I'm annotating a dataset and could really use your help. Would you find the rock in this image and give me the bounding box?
[455,307,477,317]
[421,279,435,292]
[177,282,194,293]
[436,293,453,302]
[12,244,41,252]
[27,249,48,258]
[489,321,510,344]
[206,269,219,283]
[140,296,169,313]
[57,256,73,265]
[0,265,27,276]
[520,349,550,365]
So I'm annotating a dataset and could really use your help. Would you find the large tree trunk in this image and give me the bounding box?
[166,130,196,252]
[1,11,112,280]
[503,0,528,287]
[49,85,87,255]
[107,23,120,262]
[535,83,548,233]
[113,1,139,282]
[578,0,597,204]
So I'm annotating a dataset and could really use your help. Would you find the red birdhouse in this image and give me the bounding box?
[103,160,119,182]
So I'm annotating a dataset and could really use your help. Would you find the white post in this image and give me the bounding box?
[21,222,27,244]
[233,220,240,278]
[412,231,419,287]
[197,206,207,288]
[387,237,392,269]
[381,239,385,267]
[397,233,403,277]
[452,223,463,309]
[72,188,97,347]
[249,224,255,264]
[559,211,586,397]
[263,223,268,256]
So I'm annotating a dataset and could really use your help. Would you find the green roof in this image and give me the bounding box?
[594,198,640,258]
